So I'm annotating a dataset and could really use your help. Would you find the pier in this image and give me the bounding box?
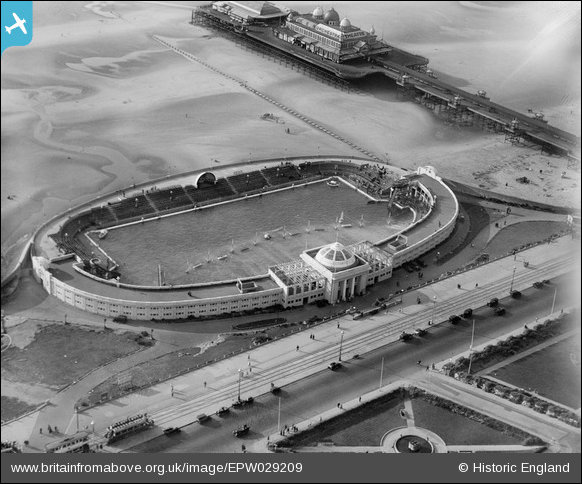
[191,5,580,161]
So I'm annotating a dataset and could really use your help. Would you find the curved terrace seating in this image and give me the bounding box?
[227,171,269,193]
[184,178,235,203]
[108,195,156,220]
[261,164,301,185]
[146,186,194,212]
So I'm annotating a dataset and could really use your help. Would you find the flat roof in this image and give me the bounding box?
[50,260,279,303]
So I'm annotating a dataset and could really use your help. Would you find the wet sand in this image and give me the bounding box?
[1,1,580,273]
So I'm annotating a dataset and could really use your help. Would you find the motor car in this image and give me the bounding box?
[328,361,342,370]
[415,328,427,336]
[463,308,473,318]
[233,424,250,437]
[215,407,229,416]
[399,331,413,341]
[494,306,506,316]
[449,315,461,324]
[488,297,499,307]
[510,290,522,298]
[533,281,544,289]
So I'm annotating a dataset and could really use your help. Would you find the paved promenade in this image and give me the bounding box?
[2,236,578,452]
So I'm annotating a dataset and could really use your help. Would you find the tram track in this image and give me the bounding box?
[140,255,574,428]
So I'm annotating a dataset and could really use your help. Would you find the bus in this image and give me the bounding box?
[45,431,92,453]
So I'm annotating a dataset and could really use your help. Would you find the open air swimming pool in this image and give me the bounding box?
[92,181,413,285]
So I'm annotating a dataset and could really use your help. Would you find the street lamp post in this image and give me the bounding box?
[509,265,517,293]
[467,319,476,375]
[338,330,345,361]
[237,368,242,402]
[431,296,437,325]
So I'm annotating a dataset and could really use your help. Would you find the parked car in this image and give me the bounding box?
[215,406,230,416]
[113,315,128,323]
[399,331,413,341]
[494,306,506,316]
[488,298,499,307]
[533,281,544,289]
[415,328,427,336]
[462,308,473,318]
[233,424,250,437]
[197,413,210,423]
[328,361,342,371]
[449,315,461,324]
[510,290,522,298]
[163,427,181,436]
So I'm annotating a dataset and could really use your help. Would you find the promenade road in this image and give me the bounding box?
[5,236,579,451]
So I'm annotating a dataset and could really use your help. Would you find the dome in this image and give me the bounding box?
[314,242,357,271]
[323,7,340,24]
[312,6,324,18]
[340,18,351,29]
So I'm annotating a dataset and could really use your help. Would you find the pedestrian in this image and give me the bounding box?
[248,354,250,360]
[337,402,340,408]
[171,384,174,397]
[204,381,207,388]
[47,425,52,434]
[426,366,429,371]
[417,360,421,365]
[39,428,42,435]
[296,345,299,351]
[457,283,461,289]
[475,283,478,288]
[359,396,362,403]
[54,426,58,434]
[524,324,528,330]
[337,322,340,328]
[432,363,435,370]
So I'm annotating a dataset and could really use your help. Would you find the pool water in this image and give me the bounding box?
[94,182,412,285]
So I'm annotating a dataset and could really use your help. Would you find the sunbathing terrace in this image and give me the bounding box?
[31,158,458,320]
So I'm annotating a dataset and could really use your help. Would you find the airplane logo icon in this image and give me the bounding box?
[5,13,27,35]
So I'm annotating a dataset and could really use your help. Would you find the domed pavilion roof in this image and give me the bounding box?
[312,6,324,18]
[314,242,357,271]
[323,7,340,24]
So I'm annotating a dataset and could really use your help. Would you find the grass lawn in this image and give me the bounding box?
[491,336,581,409]
[1,396,39,423]
[411,397,523,446]
[280,388,531,449]
[1,323,143,388]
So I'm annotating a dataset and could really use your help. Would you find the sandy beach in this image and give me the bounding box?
[1,1,580,273]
